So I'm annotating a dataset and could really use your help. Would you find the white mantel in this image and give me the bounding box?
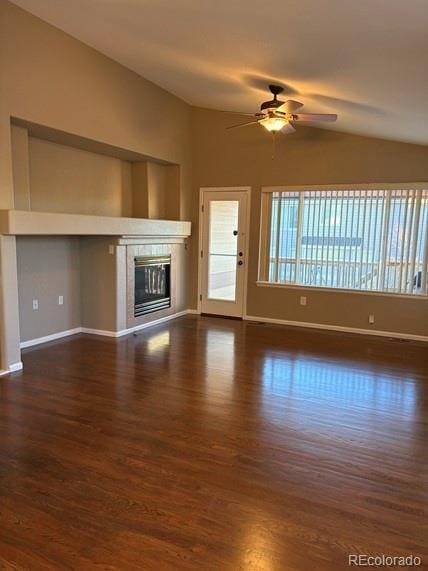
[0,210,191,238]
[0,210,192,377]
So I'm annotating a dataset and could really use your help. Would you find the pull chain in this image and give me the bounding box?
[271,132,277,160]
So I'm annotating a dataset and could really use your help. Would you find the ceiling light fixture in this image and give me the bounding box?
[260,116,288,133]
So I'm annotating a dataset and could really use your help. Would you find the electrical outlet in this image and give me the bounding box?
[58,295,64,306]
[369,314,375,324]
[108,245,115,255]
[32,299,39,310]
[300,296,307,306]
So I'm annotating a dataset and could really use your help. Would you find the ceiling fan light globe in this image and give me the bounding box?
[260,116,288,133]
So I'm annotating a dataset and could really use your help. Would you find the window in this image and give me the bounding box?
[259,187,428,296]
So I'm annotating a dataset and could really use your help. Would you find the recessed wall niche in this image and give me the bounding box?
[10,121,181,221]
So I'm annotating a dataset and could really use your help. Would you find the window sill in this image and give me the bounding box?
[255,281,428,300]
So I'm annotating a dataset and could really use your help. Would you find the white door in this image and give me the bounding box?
[200,190,249,317]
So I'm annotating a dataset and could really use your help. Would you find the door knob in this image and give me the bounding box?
[238,260,243,266]
[238,252,243,257]
[233,230,238,236]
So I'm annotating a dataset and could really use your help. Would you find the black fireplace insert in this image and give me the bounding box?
[134,256,171,317]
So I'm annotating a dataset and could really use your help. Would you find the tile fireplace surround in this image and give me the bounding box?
[79,235,188,336]
[0,210,191,375]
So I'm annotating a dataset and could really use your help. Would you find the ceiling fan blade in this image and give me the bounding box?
[281,123,296,135]
[276,100,304,113]
[226,119,260,130]
[292,113,338,122]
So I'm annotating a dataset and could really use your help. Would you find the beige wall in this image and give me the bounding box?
[0,0,193,369]
[16,237,81,342]
[0,2,191,169]
[131,161,181,220]
[146,162,181,220]
[191,107,428,337]
[80,237,119,332]
[147,162,167,220]
[28,137,133,216]
[11,125,31,210]
[11,126,181,220]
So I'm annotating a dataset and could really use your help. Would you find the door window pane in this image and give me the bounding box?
[208,201,239,300]
[208,255,237,300]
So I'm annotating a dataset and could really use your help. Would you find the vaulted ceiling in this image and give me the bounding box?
[11,0,428,144]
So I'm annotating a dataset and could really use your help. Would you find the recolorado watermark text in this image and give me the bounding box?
[348,554,422,567]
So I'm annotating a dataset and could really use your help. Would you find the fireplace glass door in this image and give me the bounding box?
[134,256,171,317]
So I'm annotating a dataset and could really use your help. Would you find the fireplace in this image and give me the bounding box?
[134,255,171,317]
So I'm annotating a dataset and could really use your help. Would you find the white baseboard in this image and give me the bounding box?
[120,309,192,335]
[9,361,24,372]
[244,315,428,343]
[0,361,24,376]
[19,310,196,350]
[81,309,191,338]
[20,328,82,349]
[79,327,117,337]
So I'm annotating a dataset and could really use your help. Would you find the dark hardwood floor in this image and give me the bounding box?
[0,316,427,570]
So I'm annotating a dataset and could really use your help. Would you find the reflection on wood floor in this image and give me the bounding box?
[1,315,427,570]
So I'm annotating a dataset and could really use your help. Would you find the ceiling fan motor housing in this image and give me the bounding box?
[261,84,285,111]
[260,99,284,111]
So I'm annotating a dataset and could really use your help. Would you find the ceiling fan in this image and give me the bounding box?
[227,84,338,135]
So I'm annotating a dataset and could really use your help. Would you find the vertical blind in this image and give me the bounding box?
[260,188,428,295]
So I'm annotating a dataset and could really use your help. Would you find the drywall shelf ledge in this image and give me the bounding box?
[0,210,191,237]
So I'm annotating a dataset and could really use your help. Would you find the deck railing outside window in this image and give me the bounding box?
[259,188,428,295]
